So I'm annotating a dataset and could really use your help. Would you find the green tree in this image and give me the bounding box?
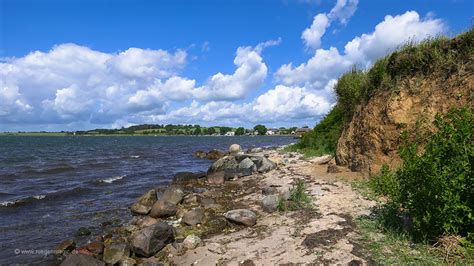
[254,124,267,135]
[193,126,202,135]
[219,127,232,135]
[207,127,216,135]
[235,127,245,135]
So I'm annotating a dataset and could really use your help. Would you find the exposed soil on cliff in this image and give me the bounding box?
[336,55,473,175]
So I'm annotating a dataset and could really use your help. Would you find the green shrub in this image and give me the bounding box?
[395,107,473,240]
[295,104,345,155]
[368,164,400,200]
[334,67,367,118]
[371,108,473,241]
[278,179,312,211]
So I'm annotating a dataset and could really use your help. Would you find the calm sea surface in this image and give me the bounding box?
[0,136,294,263]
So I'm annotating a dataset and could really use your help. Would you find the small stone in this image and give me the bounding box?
[150,200,177,218]
[207,171,225,185]
[239,259,256,266]
[103,242,130,264]
[268,156,285,166]
[131,189,157,215]
[172,172,206,184]
[75,227,91,237]
[183,234,202,250]
[119,256,136,266]
[86,241,104,254]
[77,246,94,257]
[280,189,291,201]
[60,254,104,266]
[138,216,158,228]
[312,155,333,165]
[55,239,75,253]
[183,194,199,205]
[224,209,257,226]
[159,187,185,205]
[262,186,278,195]
[229,144,242,154]
[182,208,204,226]
[261,195,279,213]
[206,149,225,160]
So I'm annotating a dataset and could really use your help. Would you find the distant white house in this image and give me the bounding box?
[225,131,235,136]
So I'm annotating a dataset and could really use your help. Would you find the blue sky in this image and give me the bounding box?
[0,0,472,131]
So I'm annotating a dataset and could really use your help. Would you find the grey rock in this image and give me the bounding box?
[249,147,263,153]
[60,254,105,266]
[130,222,174,257]
[103,242,130,264]
[206,149,225,160]
[75,227,91,237]
[208,156,239,173]
[223,168,253,180]
[159,187,184,205]
[172,172,206,183]
[238,157,256,172]
[182,208,204,225]
[224,209,257,226]
[261,195,279,213]
[311,186,324,196]
[193,150,207,159]
[119,256,136,266]
[262,186,278,195]
[257,157,277,173]
[149,200,177,218]
[193,187,208,194]
[183,234,202,250]
[207,171,225,185]
[313,155,333,165]
[131,189,157,215]
[280,189,291,201]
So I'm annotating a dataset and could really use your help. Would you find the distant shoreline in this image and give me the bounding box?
[0,133,296,137]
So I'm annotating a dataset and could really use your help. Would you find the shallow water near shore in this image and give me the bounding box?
[0,135,294,263]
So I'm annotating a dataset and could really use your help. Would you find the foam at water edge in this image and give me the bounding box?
[101,175,126,183]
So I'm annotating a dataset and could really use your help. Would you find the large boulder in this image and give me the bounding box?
[159,187,185,205]
[149,200,177,218]
[103,242,130,264]
[60,254,105,266]
[224,209,257,226]
[130,222,174,257]
[182,208,204,225]
[250,156,277,173]
[229,144,242,154]
[131,189,157,215]
[208,156,239,173]
[172,172,206,184]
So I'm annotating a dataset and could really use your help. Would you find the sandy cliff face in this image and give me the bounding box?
[336,63,473,175]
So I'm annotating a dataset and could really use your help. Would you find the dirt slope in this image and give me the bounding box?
[336,43,473,175]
